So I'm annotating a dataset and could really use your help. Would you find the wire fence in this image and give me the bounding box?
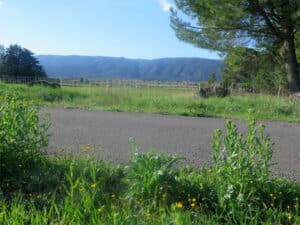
[0,75,200,89]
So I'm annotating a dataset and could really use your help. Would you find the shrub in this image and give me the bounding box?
[125,149,183,205]
[0,93,49,193]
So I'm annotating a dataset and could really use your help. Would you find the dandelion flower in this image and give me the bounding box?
[192,198,196,202]
[81,144,91,153]
[176,202,183,209]
[91,183,96,189]
[191,203,196,208]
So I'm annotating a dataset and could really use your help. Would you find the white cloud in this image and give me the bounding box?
[159,0,174,12]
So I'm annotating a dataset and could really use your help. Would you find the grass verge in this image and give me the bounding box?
[1,82,300,122]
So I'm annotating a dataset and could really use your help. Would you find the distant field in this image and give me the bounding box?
[1,82,300,122]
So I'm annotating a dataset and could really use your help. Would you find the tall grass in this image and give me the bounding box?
[1,82,300,122]
[0,93,300,224]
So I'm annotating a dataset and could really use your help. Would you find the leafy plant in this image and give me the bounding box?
[0,93,49,193]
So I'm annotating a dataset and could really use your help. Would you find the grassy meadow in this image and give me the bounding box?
[1,82,300,122]
[1,88,300,224]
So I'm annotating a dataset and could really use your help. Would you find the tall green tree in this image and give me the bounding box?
[171,0,300,92]
[0,45,5,75]
[1,44,46,78]
[222,47,286,93]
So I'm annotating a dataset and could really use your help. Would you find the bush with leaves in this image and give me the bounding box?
[0,93,49,193]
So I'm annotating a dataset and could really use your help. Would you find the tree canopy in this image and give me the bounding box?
[0,44,47,79]
[171,0,300,92]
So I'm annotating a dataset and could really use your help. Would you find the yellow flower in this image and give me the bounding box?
[176,202,183,209]
[269,193,274,198]
[97,206,105,214]
[111,194,116,199]
[90,183,96,189]
[191,203,196,208]
[81,144,91,153]
[192,198,196,203]
[288,215,292,221]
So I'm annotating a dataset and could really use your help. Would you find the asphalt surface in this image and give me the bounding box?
[42,107,300,180]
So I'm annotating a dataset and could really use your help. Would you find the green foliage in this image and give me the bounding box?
[0,93,49,193]
[0,44,47,78]
[207,73,216,85]
[222,47,287,93]
[125,149,183,204]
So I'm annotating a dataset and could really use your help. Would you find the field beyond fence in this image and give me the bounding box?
[0,75,199,89]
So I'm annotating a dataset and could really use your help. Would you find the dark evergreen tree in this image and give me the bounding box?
[0,44,47,78]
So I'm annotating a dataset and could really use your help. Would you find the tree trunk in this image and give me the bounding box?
[283,37,300,92]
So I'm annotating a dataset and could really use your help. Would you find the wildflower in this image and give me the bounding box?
[191,203,196,208]
[176,202,183,209]
[288,215,292,221]
[81,144,91,153]
[192,198,196,203]
[269,193,274,198]
[270,203,274,207]
[90,183,96,189]
[250,180,253,184]
[98,206,105,214]
[287,205,290,210]
[111,194,116,199]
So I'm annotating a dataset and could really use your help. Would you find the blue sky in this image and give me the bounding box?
[0,0,219,59]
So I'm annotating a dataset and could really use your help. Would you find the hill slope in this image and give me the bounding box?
[37,55,223,81]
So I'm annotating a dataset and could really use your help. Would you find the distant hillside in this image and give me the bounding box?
[37,55,223,81]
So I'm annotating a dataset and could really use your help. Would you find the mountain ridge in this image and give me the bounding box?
[37,55,224,81]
